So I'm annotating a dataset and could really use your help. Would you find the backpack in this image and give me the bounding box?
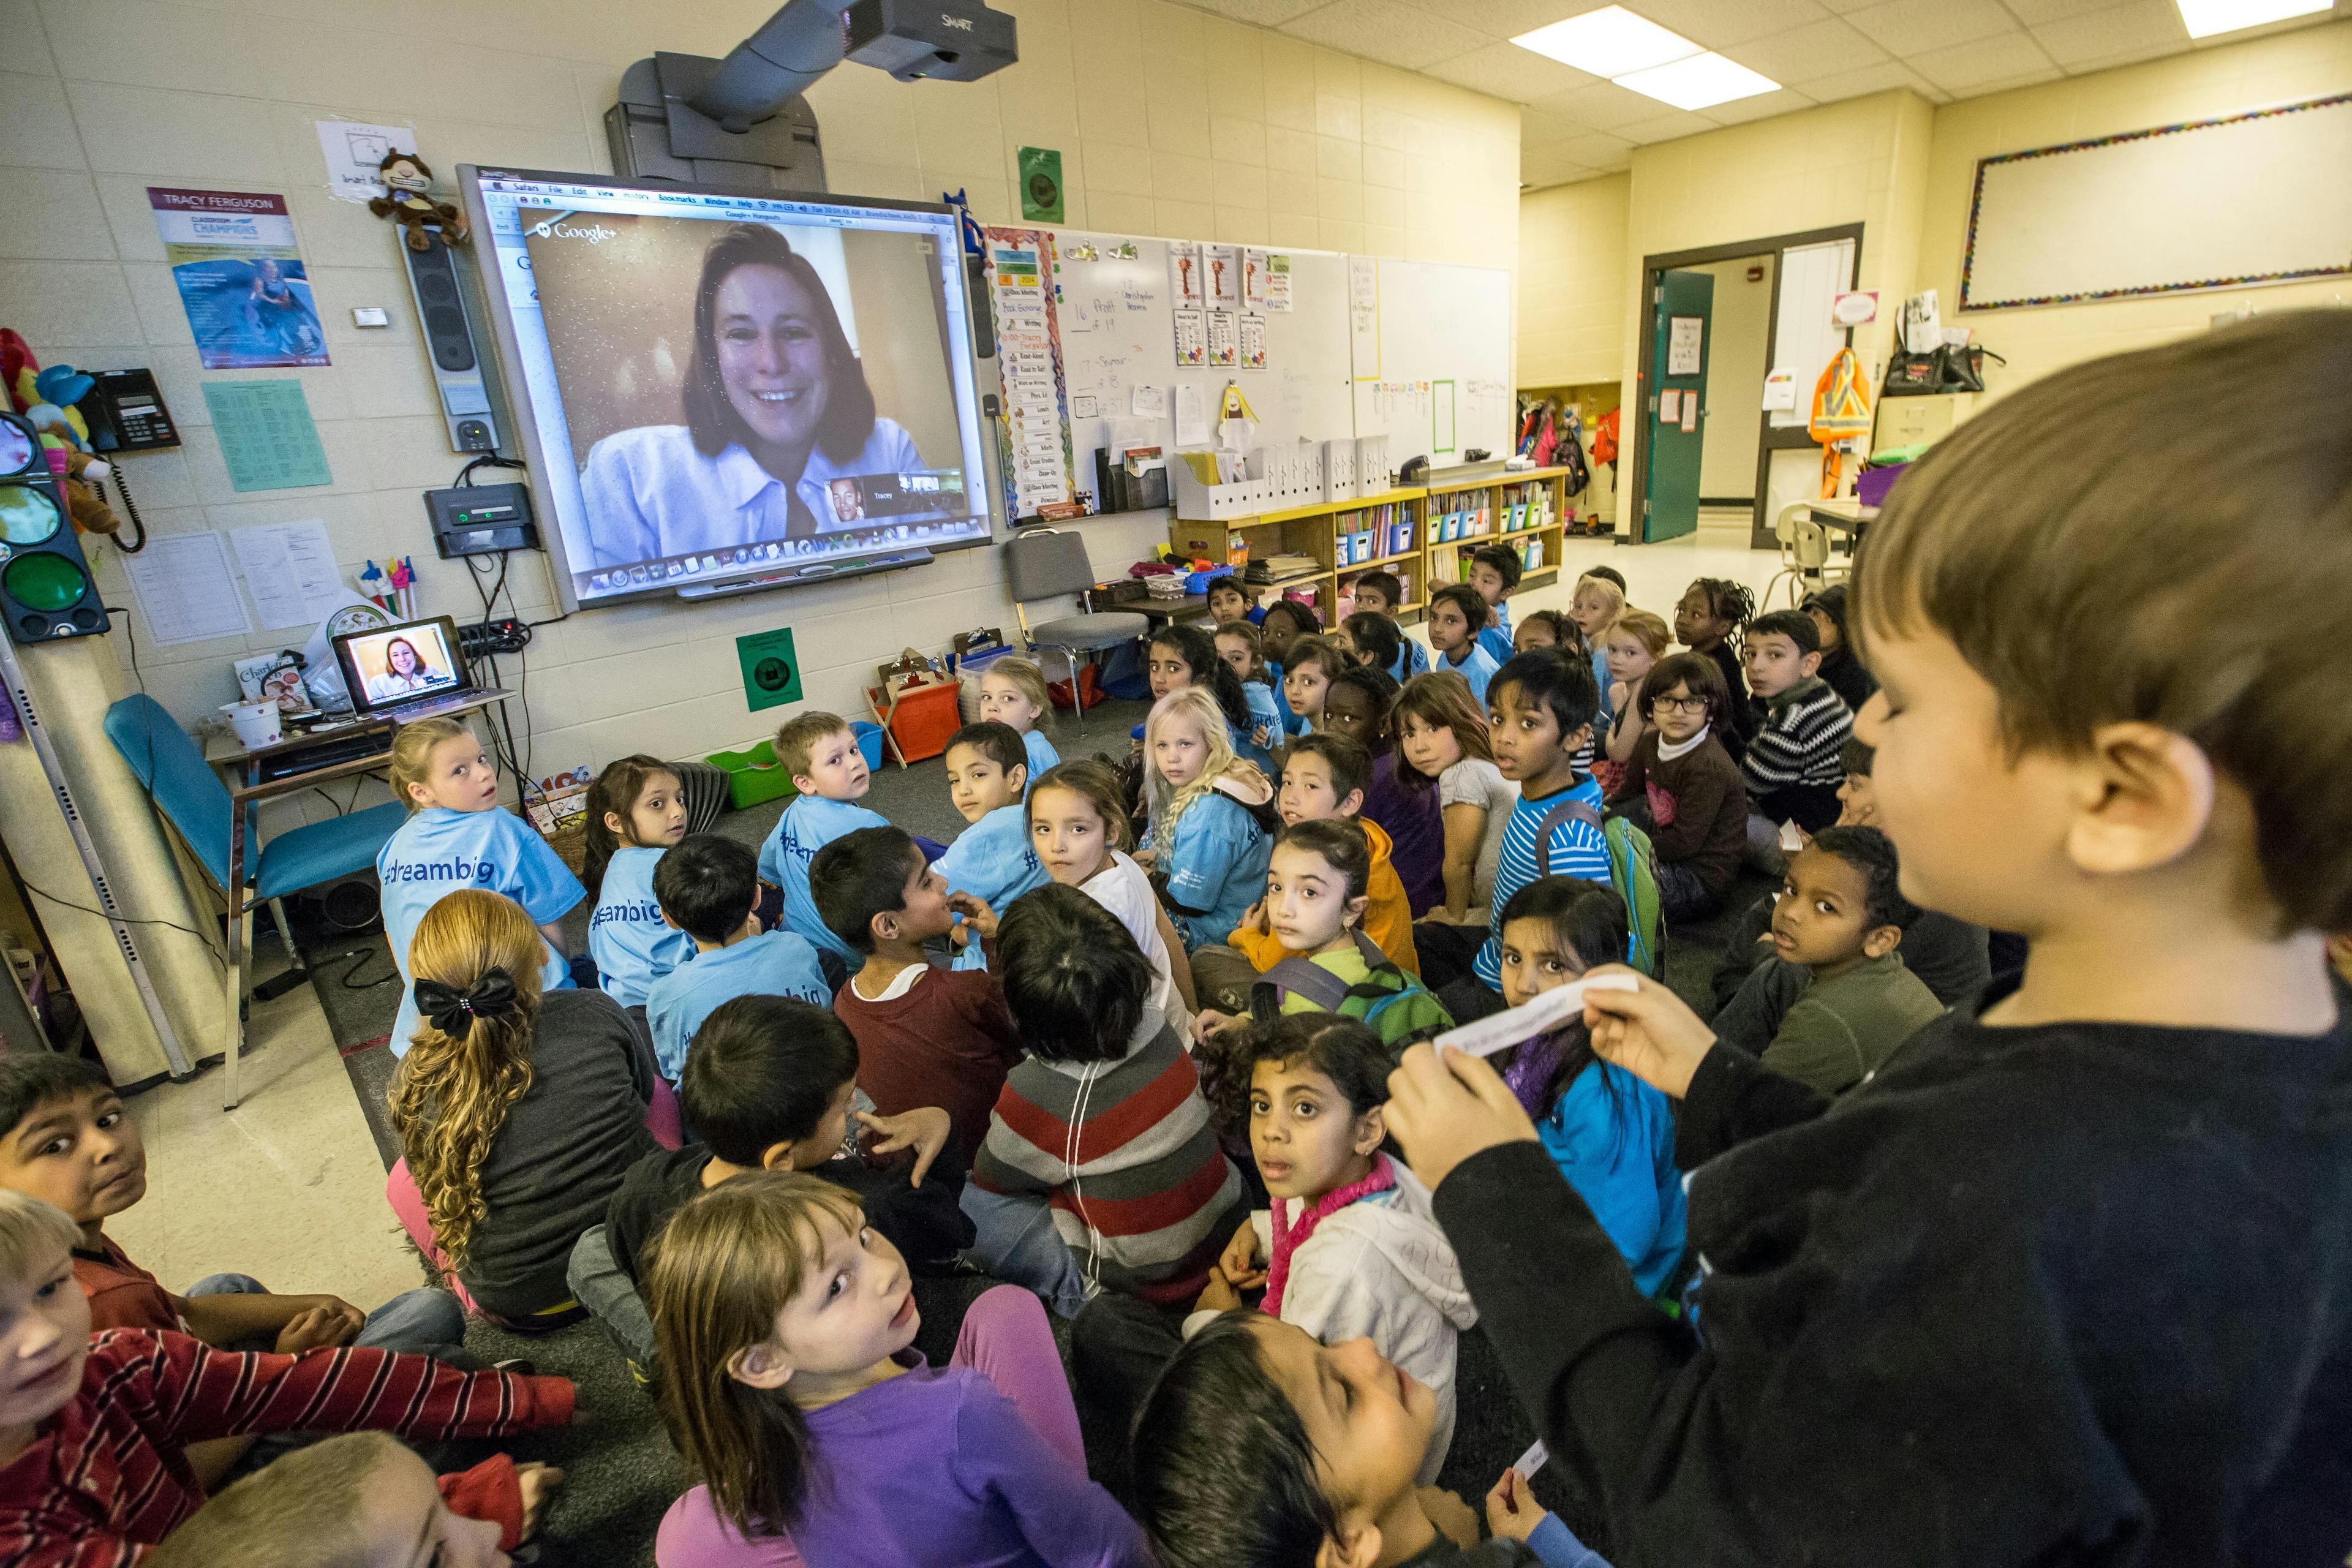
[1251,930,1455,1052]
[1532,799,1665,978]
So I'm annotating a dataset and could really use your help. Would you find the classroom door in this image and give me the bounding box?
[1645,270,1713,543]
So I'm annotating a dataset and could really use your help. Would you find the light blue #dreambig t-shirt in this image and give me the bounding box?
[644,929,831,1082]
[759,794,891,965]
[1438,643,1500,709]
[379,807,583,1056]
[935,804,1049,971]
[1020,728,1060,789]
[587,846,696,1009]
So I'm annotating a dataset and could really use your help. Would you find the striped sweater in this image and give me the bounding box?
[0,1329,572,1567]
[1741,675,1853,797]
[1474,774,1613,992]
[971,1019,1248,1306]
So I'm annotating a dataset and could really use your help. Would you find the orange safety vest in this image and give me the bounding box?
[1809,347,1872,499]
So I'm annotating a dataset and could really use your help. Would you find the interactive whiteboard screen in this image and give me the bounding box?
[1961,92,2352,312]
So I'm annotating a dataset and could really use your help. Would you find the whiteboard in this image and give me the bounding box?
[1348,257,1515,467]
[1961,92,2352,311]
[1000,228,1357,487]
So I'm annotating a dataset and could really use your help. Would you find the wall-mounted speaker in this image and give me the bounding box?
[397,228,503,454]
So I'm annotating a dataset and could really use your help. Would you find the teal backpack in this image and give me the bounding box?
[1533,799,1665,978]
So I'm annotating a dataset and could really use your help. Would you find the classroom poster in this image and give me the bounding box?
[1239,313,1267,370]
[1206,310,1238,367]
[1174,308,1207,366]
[1243,248,1270,309]
[148,189,329,369]
[1264,253,1294,312]
[736,628,805,713]
[981,227,1077,518]
[1017,146,1065,222]
[1168,241,1204,309]
[1207,244,1242,311]
[200,380,333,491]
[313,119,416,204]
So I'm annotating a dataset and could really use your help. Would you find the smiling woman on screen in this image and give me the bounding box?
[578,223,924,567]
[364,636,447,703]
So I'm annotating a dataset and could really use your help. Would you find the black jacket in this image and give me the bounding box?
[1433,976,2352,1566]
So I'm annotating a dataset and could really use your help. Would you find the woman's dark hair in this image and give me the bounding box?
[1488,648,1599,737]
[1637,652,1733,737]
[1257,599,1322,640]
[1152,622,1252,734]
[683,223,877,464]
[1392,670,1495,795]
[1000,884,1153,1061]
[1131,1313,1339,1568]
[1496,877,1629,1123]
[1338,611,1401,675]
[582,754,679,899]
[1807,825,1918,930]
[1686,576,1756,659]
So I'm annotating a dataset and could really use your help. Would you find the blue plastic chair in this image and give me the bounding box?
[104,695,409,986]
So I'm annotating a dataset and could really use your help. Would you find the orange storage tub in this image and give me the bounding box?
[867,680,963,766]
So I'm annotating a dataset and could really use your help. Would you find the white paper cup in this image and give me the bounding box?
[223,699,282,748]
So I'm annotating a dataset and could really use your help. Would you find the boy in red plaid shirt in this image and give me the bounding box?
[0,1189,571,1566]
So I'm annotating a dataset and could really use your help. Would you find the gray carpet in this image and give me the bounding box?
[278,693,1762,1566]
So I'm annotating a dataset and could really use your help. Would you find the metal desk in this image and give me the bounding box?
[204,687,510,1109]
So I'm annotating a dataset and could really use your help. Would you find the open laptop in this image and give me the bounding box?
[330,614,478,720]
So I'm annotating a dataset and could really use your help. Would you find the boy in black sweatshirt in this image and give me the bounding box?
[1383,313,2352,1567]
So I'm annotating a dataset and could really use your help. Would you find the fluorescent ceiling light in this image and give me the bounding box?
[2173,0,2328,36]
[1513,6,1702,78]
[1615,50,1780,109]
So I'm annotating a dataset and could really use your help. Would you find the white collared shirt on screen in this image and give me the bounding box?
[577,419,927,568]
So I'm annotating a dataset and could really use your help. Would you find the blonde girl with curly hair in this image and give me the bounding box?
[1140,686,1278,954]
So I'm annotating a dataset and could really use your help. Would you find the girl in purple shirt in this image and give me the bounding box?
[649,1172,1150,1568]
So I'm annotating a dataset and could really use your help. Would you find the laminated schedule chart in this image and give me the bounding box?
[984,228,1077,519]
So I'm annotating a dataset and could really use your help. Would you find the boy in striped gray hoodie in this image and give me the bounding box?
[1740,608,1855,855]
[963,884,1249,1317]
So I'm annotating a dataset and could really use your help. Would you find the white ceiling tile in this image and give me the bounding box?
[1795,58,1940,97]
[1998,0,2117,24]
[1632,0,1837,47]
[1392,0,1594,39]
[1909,28,2057,88]
[1181,0,1331,24]
[1520,145,1604,185]
[1277,0,1495,66]
[1530,77,1681,128]
[2032,0,2188,64]
[1555,129,1639,165]
[1619,107,1722,141]
[1421,38,1602,99]
[1843,0,2018,55]
[1700,83,1820,119]
[1724,17,1889,78]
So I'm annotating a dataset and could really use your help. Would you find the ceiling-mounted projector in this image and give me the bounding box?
[606,0,1017,190]
[846,0,1019,81]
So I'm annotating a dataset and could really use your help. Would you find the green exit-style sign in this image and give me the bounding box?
[736,626,804,713]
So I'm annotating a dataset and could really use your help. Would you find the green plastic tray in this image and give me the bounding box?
[704,739,797,812]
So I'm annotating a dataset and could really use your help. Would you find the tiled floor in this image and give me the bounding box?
[113,534,1792,1295]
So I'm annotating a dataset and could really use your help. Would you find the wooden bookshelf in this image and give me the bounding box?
[1168,466,1583,632]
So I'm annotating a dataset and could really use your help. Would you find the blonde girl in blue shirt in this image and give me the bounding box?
[1141,687,1277,953]
[377,718,582,1056]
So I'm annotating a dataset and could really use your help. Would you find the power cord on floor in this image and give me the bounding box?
[337,943,398,990]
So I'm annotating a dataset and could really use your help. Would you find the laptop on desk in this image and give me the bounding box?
[330,615,480,720]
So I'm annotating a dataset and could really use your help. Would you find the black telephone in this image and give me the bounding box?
[74,369,180,453]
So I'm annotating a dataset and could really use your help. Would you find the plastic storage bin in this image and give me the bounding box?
[869,683,962,766]
[704,739,797,812]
